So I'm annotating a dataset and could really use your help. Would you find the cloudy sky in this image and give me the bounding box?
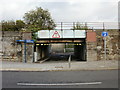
[0,0,119,22]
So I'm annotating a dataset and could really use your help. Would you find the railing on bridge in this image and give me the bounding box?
[55,22,118,30]
[36,22,118,39]
[37,22,118,39]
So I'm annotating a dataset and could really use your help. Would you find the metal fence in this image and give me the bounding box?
[55,22,119,30]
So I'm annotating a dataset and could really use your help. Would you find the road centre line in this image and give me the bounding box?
[17,82,102,86]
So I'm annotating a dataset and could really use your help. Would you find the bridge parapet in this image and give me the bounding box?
[37,30,86,39]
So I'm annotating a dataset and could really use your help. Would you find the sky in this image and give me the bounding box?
[0,0,119,22]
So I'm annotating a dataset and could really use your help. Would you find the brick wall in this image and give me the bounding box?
[86,30,96,42]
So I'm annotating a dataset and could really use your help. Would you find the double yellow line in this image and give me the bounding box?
[36,43,82,46]
[36,44,49,46]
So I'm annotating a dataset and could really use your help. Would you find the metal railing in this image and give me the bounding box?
[55,22,119,30]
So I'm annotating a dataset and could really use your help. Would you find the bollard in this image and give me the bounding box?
[68,55,71,68]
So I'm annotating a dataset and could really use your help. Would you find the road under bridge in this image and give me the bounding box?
[34,30,87,62]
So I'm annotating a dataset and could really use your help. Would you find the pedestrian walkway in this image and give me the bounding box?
[0,60,118,71]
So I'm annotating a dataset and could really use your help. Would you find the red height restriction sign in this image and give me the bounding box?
[52,31,60,38]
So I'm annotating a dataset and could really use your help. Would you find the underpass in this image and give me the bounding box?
[34,30,87,62]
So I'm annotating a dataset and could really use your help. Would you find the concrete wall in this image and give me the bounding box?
[96,30,119,60]
[1,31,33,62]
[51,44,65,53]
[0,31,2,60]
[86,42,97,61]
[2,31,22,61]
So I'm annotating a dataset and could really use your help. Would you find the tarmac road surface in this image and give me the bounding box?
[2,70,118,88]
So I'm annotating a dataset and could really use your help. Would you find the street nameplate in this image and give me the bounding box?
[16,40,34,43]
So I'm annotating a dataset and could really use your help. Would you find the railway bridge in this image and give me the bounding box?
[34,29,87,62]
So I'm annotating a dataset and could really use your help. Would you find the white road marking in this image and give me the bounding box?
[17,82,102,86]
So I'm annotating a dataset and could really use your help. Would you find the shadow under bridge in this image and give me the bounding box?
[34,30,87,62]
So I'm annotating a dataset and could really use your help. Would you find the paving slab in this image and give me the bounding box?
[0,60,119,71]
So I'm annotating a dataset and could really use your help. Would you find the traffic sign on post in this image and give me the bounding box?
[102,31,108,60]
[25,40,34,43]
[16,40,25,42]
[16,40,34,63]
[102,32,108,37]
[16,40,34,43]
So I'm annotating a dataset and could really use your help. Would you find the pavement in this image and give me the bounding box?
[0,60,119,71]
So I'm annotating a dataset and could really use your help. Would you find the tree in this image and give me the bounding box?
[2,20,25,31]
[2,20,15,31]
[23,7,56,31]
[23,7,56,41]
[16,20,25,31]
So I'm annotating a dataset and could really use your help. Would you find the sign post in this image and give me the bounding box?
[102,32,108,60]
[16,40,34,63]
[24,40,27,63]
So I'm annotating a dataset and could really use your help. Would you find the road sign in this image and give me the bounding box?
[52,31,60,38]
[16,40,34,63]
[37,30,86,38]
[16,40,34,43]
[102,32,108,37]
[101,32,108,60]
[16,40,25,42]
[25,40,34,43]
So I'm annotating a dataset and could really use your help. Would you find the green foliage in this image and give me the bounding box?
[16,20,25,30]
[2,20,25,31]
[23,7,56,41]
[23,7,56,31]
[32,32,38,42]
[1,7,55,43]
[73,22,88,30]
[2,20,15,31]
